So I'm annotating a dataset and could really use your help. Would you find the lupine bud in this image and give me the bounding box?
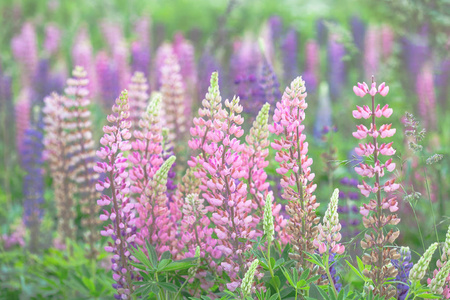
[263,193,274,244]
[241,259,259,298]
[429,261,450,295]
[409,243,438,282]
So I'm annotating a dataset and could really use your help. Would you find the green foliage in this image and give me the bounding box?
[0,239,114,299]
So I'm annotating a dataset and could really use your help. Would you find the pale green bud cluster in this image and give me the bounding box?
[146,92,162,118]
[154,156,176,186]
[429,261,450,295]
[241,259,259,298]
[409,242,438,282]
[256,103,270,127]
[324,188,340,229]
[443,225,450,260]
[263,193,274,244]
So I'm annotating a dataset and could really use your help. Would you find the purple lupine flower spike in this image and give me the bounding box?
[327,33,347,101]
[401,27,430,83]
[95,51,120,109]
[364,26,380,79]
[11,22,38,88]
[72,27,97,96]
[268,15,283,45]
[417,62,437,131]
[303,40,320,92]
[350,16,366,53]
[281,28,299,84]
[392,247,413,300]
[22,125,45,253]
[316,18,328,46]
[313,83,332,140]
[44,24,61,56]
[435,58,450,108]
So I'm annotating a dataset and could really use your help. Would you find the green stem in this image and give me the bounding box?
[324,254,338,298]
[266,243,282,300]
[422,158,440,256]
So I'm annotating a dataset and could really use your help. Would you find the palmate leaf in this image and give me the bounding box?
[146,240,158,269]
[132,244,153,270]
[157,281,179,293]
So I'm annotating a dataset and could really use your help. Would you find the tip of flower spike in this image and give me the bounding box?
[154,156,176,186]
[117,89,128,106]
[72,65,87,78]
[147,92,162,117]
[291,76,306,91]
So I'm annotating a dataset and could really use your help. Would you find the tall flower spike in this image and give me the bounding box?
[409,242,438,282]
[392,247,413,300]
[11,23,38,88]
[160,53,186,142]
[189,72,259,291]
[352,77,400,298]
[263,193,275,244]
[72,27,97,95]
[96,90,137,299]
[22,126,44,253]
[241,259,259,299]
[327,34,347,101]
[244,103,287,242]
[64,66,100,258]
[428,225,450,298]
[429,261,450,296]
[314,189,345,255]
[43,93,76,242]
[129,92,177,255]
[128,72,149,133]
[269,76,320,274]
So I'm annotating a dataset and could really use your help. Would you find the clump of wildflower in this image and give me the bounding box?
[189,72,258,291]
[96,90,137,299]
[352,78,400,298]
[43,93,76,242]
[64,66,100,258]
[269,76,320,273]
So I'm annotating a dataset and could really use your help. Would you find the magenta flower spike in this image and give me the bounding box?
[11,22,38,88]
[417,62,437,131]
[72,28,97,96]
[188,72,259,291]
[96,90,137,298]
[268,76,320,271]
[129,92,180,256]
[160,53,186,142]
[127,72,150,133]
[352,77,401,298]
[243,103,288,243]
[363,26,380,79]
